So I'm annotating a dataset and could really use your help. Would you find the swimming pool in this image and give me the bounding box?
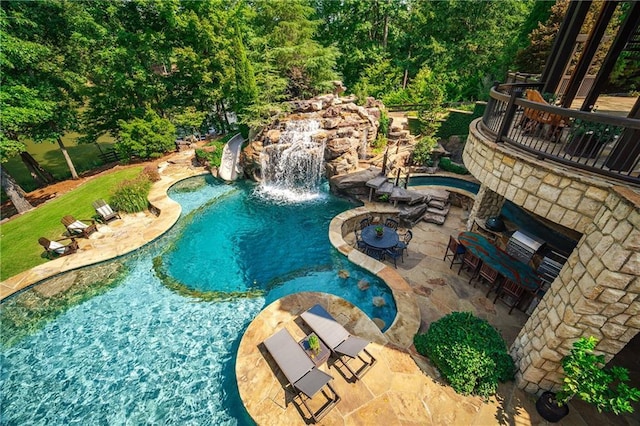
[0,176,396,425]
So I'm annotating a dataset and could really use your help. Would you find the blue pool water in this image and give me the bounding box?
[410,175,578,254]
[0,176,395,425]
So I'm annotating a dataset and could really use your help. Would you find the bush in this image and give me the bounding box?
[411,136,438,166]
[439,157,469,175]
[110,175,152,213]
[195,139,225,168]
[414,312,515,399]
[116,109,176,160]
[378,109,390,136]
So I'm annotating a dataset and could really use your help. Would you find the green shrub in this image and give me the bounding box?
[195,139,225,168]
[116,109,176,160]
[110,175,152,213]
[411,136,438,166]
[414,312,515,399]
[439,157,469,175]
[378,109,390,136]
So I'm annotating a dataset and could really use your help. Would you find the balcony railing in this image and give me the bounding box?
[480,83,640,185]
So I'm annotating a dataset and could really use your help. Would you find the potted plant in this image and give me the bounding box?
[565,119,621,158]
[307,334,320,357]
[536,336,640,422]
[375,226,384,237]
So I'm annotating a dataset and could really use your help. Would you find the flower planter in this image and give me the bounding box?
[535,391,569,423]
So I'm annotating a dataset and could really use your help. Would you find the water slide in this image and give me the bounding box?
[218,133,246,181]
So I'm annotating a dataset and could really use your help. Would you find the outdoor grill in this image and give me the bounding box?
[506,230,545,264]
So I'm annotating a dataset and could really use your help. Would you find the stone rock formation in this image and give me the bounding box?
[241,94,382,181]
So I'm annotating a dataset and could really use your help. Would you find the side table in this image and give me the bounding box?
[298,332,330,366]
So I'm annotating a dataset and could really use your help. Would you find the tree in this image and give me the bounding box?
[0,1,95,180]
[252,0,339,99]
[116,109,176,160]
[0,136,33,213]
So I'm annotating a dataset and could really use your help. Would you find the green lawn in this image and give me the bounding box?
[3,133,116,193]
[0,166,142,281]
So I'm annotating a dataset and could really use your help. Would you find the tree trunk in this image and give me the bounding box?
[1,165,33,213]
[57,136,79,179]
[20,151,56,186]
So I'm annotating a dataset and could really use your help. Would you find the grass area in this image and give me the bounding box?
[3,133,116,193]
[0,166,142,281]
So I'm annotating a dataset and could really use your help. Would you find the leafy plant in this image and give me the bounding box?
[116,109,176,161]
[308,334,320,353]
[375,225,384,235]
[110,174,152,213]
[378,194,389,203]
[569,119,622,141]
[414,312,515,399]
[555,336,640,414]
[411,136,438,166]
[378,109,390,136]
[195,139,226,168]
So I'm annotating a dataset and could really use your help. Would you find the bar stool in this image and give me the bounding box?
[494,279,525,314]
[475,262,501,295]
[443,235,465,269]
[458,250,482,283]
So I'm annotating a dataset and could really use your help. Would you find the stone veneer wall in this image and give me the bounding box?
[465,118,640,394]
[466,185,505,231]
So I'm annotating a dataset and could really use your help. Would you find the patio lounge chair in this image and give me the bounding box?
[301,304,377,381]
[263,328,340,423]
[92,199,121,223]
[61,215,97,238]
[38,237,79,259]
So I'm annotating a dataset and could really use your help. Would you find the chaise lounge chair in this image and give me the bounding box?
[38,237,79,259]
[92,199,121,223]
[301,304,377,381]
[61,215,97,238]
[263,328,340,423]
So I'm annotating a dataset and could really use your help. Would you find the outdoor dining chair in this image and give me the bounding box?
[384,246,404,268]
[384,218,399,230]
[396,230,413,257]
[359,217,371,230]
[354,230,367,251]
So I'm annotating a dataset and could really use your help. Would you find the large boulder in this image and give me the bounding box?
[242,94,382,181]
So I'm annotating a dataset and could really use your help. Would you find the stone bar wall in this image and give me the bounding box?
[512,188,640,394]
[466,184,505,231]
[465,118,640,393]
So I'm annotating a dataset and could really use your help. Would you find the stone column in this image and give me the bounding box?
[466,184,506,230]
[511,189,640,394]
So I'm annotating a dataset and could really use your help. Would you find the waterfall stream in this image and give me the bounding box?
[258,119,326,202]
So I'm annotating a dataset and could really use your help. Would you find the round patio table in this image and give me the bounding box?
[361,225,399,249]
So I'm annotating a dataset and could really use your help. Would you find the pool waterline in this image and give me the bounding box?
[0,175,398,425]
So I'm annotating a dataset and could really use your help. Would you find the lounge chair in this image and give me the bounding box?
[92,199,121,223]
[263,328,340,423]
[38,237,79,259]
[300,304,377,381]
[61,215,97,238]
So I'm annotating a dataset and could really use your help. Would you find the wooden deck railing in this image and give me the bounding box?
[480,83,640,185]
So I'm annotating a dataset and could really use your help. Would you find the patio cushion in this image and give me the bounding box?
[97,205,113,218]
[48,240,66,254]
[68,220,88,231]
